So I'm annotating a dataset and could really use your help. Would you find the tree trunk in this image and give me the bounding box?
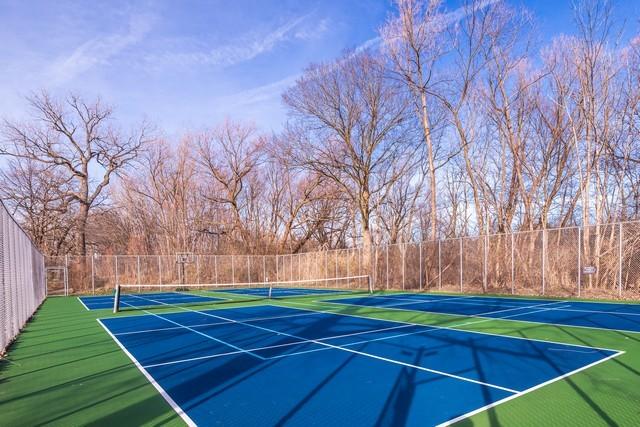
[75,202,89,255]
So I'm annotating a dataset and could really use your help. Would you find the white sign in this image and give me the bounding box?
[582,266,597,275]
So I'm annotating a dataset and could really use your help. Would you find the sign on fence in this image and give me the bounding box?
[582,266,597,275]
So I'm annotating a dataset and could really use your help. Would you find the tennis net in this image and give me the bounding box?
[112,274,371,312]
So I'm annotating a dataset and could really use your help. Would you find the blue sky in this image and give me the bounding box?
[1,0,638,136]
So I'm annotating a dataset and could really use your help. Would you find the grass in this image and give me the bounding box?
[1,292,639,426]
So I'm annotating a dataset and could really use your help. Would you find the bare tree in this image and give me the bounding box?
[381,0,449,239]
[117,139,206,254]
[283,51,417,273]
[1,92,152,254]
[0,157,74,254]
[195,120,265,253]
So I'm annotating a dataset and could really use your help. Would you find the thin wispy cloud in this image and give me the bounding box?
[146,13,315,68]
[294,18,330,41]
[48,12,156,84]
[216,73,301,109]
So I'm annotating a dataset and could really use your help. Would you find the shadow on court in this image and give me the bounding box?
[2,294,640,427]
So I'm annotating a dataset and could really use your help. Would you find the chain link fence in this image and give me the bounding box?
[47,220,640,301]
[1,200,46,354]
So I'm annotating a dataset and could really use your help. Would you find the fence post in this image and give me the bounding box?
[511,232,515,295]
[214,255,218,284]
[402,244,405,291]
[263,256,266,283]
[137,255,141,291]
[386,245,389,290]
[483,233,488,292]
[438,240,442,290]
[619,222,623,298]
[542,229,546,295]
[373,246,378,290]
[247,255,250,283]
[419,242,423,291]
[459,238,463,293]
[64,255,69,296]
[158,255,162,285]
[196,255,200,284]
[578,227,582,297]
[347,250,350,279]
[114,256,119,289]
[91,254,95,295]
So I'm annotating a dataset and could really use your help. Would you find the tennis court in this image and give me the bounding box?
[98,304,621,426]
[79,292,225,311]
[326,293,640,333]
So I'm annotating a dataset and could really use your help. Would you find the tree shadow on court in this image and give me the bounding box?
[153,306,518,425]
[500,322,631,427]
[312,299,638,426]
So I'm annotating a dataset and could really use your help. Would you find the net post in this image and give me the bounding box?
[113,285,121,313]
[268,284,273,299]
[367,275,373,294]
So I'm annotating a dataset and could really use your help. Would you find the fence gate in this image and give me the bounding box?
[46,266,68,296]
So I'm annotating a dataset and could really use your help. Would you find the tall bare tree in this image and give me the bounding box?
[1,92,151,254]
[381,0,448,239]
[283,51,417,274]
[195,120,265,253]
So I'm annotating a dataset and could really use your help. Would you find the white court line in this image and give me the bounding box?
[97,319,197,427]
[114,311,322,336]
[476,300,569,317]
[142,292,229,302]
[345,293,574,311]
[263,308,608,361]
[420,291,640,309]
[142,301,519,394]
[436,350,624,427]
[326,298,568,323]
[323,297,640,335]
[388,293,640,317]
[141,323,414,369]
[266,325,447,360]
[286,301,623,353]
[544,306,640,317]
[362,294,481,307]
[370,297,566,313]
[121,297,265,360]
[77,297,90,311]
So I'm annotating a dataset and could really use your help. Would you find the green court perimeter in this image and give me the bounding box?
[1,292,639,426]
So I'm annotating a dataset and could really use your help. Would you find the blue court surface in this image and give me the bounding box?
[79,292,224,311]
[217,286,346,298]
[326,293,640,333]
[99,304,621,426]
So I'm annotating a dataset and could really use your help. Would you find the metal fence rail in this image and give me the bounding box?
[1,200,46,354]
[47,219,640,301]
